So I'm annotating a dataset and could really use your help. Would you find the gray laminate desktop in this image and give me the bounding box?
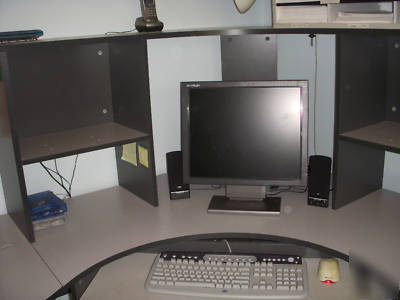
[81,253,360,300]
[2,174,399,299]
[0,214,61,299]
[31,174,400,290]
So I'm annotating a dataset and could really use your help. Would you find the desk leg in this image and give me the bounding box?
[70,268,100,300]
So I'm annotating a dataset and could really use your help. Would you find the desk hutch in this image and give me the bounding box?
[0,26,400,243]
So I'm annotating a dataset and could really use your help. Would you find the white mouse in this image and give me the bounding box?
[318,258,340,283]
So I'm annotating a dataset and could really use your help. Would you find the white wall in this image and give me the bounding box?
[277,34,336,158]
[383,152,400,192]
[147,36,222,174]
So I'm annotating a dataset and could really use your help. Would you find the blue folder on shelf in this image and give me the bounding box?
[0,29,43,43]
[28,191,67,221]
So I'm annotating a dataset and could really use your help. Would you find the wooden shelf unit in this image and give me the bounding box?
[0,36,158,242]
[333,33,400,209]
[1,26,400,242]
[20,122,149,164]
[340,120,400,153]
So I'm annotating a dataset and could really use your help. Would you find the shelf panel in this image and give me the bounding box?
[3,26,400,51]
[274,23,400,30]
[340,121,400,153]
[20,122,149,164]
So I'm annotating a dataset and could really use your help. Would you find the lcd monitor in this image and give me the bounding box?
[181,80,308,214]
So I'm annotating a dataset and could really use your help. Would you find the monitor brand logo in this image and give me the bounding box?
[186,84,201,88]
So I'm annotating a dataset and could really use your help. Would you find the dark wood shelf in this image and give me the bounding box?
[20,122,149,164]
[4,26,400,50]
[340,121,400,154]
[1,34,159,243]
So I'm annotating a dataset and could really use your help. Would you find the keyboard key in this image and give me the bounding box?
[277,285,290,290]
[175,281,215,288]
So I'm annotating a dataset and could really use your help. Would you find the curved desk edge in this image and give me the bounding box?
[48,233,349,299]
[28,174,400,299]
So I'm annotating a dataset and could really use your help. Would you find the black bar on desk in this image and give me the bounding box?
[332,139,384,209]
[115,138,158,207]
[0,52,35,242]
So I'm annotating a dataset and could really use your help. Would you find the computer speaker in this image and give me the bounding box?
[308,155,332,208]
[166,151,190,200]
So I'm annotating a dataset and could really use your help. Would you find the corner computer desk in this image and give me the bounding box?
[1,174,400,299]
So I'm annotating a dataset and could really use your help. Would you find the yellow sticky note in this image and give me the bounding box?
[138,145,149,168]
[121,143,137,166]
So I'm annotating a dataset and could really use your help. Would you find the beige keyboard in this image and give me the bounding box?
[145,251,308,299]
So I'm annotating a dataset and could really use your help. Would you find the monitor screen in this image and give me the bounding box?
[181,80,308,187]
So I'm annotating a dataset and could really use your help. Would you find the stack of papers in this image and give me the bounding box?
[333,11,393,24]
[28,191,67,230]
[276,5,328,23]
[276,0,319,3]
[276,0,339,3]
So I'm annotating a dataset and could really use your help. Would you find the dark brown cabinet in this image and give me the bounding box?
[333,33,400,208]
[0,36,158,242]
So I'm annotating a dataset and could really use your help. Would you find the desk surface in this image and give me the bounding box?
[82,252,360,300]
[0,214,61,300]
[29,174,400,296]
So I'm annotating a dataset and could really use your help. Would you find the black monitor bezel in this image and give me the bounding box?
[181,80,308,187]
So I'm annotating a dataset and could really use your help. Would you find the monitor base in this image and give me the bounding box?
[207,195,281,215]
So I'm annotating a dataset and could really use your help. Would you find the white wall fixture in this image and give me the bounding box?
[233,0,256,13]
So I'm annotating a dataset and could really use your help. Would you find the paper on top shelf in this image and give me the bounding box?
[276,0,320,3]
[333,11,393,23]
[276,5,328,23]
[276,0,338,4]
[321,0,339,3]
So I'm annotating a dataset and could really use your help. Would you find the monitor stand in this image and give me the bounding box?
[207,185,281,215]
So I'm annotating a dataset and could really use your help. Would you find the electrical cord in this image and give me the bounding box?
[69,155,79,196]
[223,239,232,254]
[41,164,71,186]
[105,29,137,35]
[267,186,307,196]
[191,185,223,191]
[40,154,79,198]
[313,34,319,156]
[40,162,71,197]
[54,159,65,190]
